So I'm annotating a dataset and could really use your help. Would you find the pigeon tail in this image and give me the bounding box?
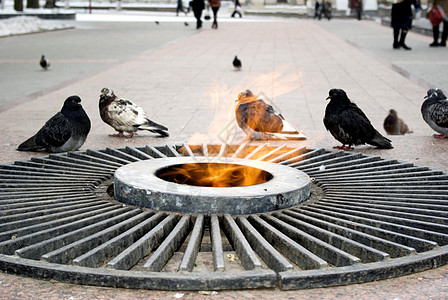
[368,132,393,149]
[17,136,44,152]
[149,129,169,137]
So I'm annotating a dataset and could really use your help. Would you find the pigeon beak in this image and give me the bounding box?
[326,96,331,100]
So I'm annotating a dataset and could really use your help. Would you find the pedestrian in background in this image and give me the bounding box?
[177,0,188,16]
[231,0,243,18]
[314,1,321,19]
[351,0,362,20]
[429,0,448,47]
[208,0,221,29]
[191,0,205,29]
[391,0,420,50]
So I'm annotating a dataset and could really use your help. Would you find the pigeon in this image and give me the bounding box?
[421,88,448,139]
[99,87,169,138]
[233,56,242,71]
[17,95,91,153]
[324,89,393,150]
[184,22,189,26]
[383,109,411,135]
[235,90,295,140]
[40,55,50,70]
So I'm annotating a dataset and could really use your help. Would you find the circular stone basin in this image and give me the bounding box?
[114,157,310,215]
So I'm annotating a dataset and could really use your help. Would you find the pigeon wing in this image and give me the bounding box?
[34,112,72,148]
[338,104,377,144]
[430,99,448,128]
[107,98,142,128]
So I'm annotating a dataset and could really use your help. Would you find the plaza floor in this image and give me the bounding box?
[0,11,447,299]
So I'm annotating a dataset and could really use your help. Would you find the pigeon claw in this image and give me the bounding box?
[333,144,354,151]
[110,132,137,138]
[433,134,448,139]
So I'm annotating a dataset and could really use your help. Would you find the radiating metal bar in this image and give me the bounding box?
[248,215,328,270]
[222,214,262,270]
[72,212,162,267]
[143,215,191,271]
[179,214,205,272]
[105,148,141,162]
[272,211,389,263]
[124,146,155,160]
[41,209,145,264]
[145,145,168,158]
[299,206,439,252]
[107,214,178,270]
[285,209,415,257]
[259,215,361,267]
[0,206,130,253]
[237,216,293,272]
[210,214,225,272]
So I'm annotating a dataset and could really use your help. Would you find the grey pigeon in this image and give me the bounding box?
[383,109,411,135]
[99,87,169,138]
[17,95,91,152]
[421,88,448,139]
[233,56,242,70]
[324,89,393,150]
[40,55,50,70]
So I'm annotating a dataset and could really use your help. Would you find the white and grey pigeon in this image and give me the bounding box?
[40,55,50,70]
[17,95,91,152]
[99,87,169,138]
[421,88,448,139]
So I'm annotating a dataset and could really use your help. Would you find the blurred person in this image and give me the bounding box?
[429,0,448,47]
[208,0,221,29]
[191,0,205,29]
[391,0,420,50]
[231,0,242,18]
[314,1,321,19]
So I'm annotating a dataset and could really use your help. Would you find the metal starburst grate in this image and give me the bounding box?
[1,143,448,291]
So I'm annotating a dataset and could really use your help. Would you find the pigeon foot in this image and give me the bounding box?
[333,145,354,151]
[433,134,448,139]
[110,132,137,138]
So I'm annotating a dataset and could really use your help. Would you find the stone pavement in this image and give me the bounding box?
[0,14,448,299]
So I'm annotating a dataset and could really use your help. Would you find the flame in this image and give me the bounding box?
[158,162,270,187]
[186,66,303,145]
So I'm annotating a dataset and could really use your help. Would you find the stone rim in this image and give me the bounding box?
[114,156,311,215]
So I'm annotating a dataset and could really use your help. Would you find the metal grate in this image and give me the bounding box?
[1,143,448,291]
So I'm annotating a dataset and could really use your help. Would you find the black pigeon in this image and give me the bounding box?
[17,96,91,152]
[233,56,242,71]
[184,22,189,26]
[383,109,411,135]
[40,55,50,70]
[324,89,393,150]
[421,88,448,138]
[99,87,169,138]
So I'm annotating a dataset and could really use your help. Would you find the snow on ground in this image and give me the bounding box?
[0,16,73,37]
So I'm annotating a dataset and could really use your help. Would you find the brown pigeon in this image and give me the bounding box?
[234,90,306,140]
[383,109,411,135]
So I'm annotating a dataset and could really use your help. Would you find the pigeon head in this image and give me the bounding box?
[101,87,115,98]
[62,96,82,113]
[326,89,351,105]
[389,109,397,116]
[235,90,256,103]
[426,88,447,100]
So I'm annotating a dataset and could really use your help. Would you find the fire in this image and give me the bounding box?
[157,162,271,187]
